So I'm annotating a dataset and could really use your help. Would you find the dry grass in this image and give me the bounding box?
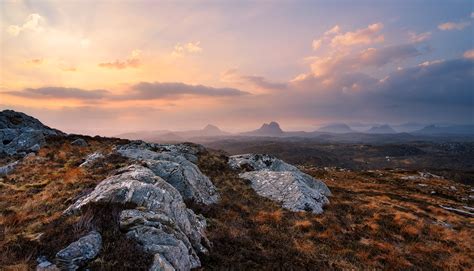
[0,135,153,270]
[1,138,472,270]
[197,149,474,270]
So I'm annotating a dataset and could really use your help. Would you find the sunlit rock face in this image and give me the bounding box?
[0,110,64,156]
[117,141,219,205]
[66,164,209,270]
[229,154,330,214]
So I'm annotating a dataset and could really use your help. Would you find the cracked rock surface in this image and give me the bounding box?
[229,154,330,214]
[117,141,219,205]
[65,164,209,270]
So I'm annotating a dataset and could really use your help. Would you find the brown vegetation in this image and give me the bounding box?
[0,135,153,270]
[197,149,474,270]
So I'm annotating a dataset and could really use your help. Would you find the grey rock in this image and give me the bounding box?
[36,256,59,271]
[71,138,88,147]
[240,170,329,214]
[117,142,219,205]
[79,152,104,167]
[229,154,330,214]
[66,165,209,270]
[229,153,301,172]
[0,160,19,176]
[0,110,64,156]
[55,231,102,270]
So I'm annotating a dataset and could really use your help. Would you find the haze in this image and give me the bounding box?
[1,0,473,136]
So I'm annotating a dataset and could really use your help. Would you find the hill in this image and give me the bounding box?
[318,123,355,133]
[366,124,397,134]
[241,121,284,136]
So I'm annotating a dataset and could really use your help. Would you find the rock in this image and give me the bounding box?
[79,152,104,167]
[229,154,330,214]
[229,153,299,172]
[36,256,59,271]
[55,231,102,270]
[117,142,219,205]
[0,110,64,156]
[71,138,88,147]
[65,165,209,270]
[0,160,19,176]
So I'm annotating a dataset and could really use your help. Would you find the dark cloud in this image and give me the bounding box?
[120,82,250,99]
[4,87,110,100]
[359,44,421,66]
[3,82,249,101]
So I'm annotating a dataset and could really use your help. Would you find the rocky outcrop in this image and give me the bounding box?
[229,154,330,214]
[117,142,219,205]
[55,231,102,270]
[71,138,88,147]
[0,110,64,156]
[0,160,19,176]
[65,164,209,270]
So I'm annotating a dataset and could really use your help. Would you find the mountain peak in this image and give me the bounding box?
[366,124,397,134]
[203,124,221,132]
[259,121,283,134]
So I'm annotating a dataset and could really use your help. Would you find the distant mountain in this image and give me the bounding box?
[366,125,397,134]
[116,124,229,142]
[242,121,284,136]
[413,125,474,135]
[318,124,355,133]
[392,123,425,133]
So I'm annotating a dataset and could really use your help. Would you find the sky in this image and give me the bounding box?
[0,0,473,135]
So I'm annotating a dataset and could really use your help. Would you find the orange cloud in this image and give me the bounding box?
[27,58,44,65]
[438,21,470,30]
[98,50,141,69]
[330,23,384,47]
[463,49,474,59]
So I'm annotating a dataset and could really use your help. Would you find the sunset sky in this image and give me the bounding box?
[1,0,473,135]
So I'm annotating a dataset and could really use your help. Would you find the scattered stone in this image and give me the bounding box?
[0,160,19,176]
[417,183,428,187]
[229,154,330,214]
[117,142,219,205]
[65,165,209,270]
[439,205,474,217]
[36,256,58,271]
[71,138,88,147]
[79,152,104,167]
[55,231,102,270]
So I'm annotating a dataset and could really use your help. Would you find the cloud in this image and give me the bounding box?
[3,82,248,102]
[471,12,474,18]
[408,31,431,43]
[122,82,249,99]
[4,87,110,100]
[330,23,384,47]
[7,13,44,36]
[27,58,43,65]
[98,50,141,69]
[312,39,322,50]
[221,69,287,91]
[306,44,421,77]
[324,25,340,36]
[463,49,474,59]
[438,21,470,30]
[171,41,202,57]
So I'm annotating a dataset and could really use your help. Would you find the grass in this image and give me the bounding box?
[196,149,474,270]
[1,137,472,270]
[0,135,153,270]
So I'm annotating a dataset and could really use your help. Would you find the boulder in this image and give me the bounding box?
[71,138,88,147]
[229,154,330,214]
[0,110,64,156]
[65,164,209,270]
[55,231,102,270]
[79,152,104,168]
[0,160,19,176]
[117,142,219,205]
